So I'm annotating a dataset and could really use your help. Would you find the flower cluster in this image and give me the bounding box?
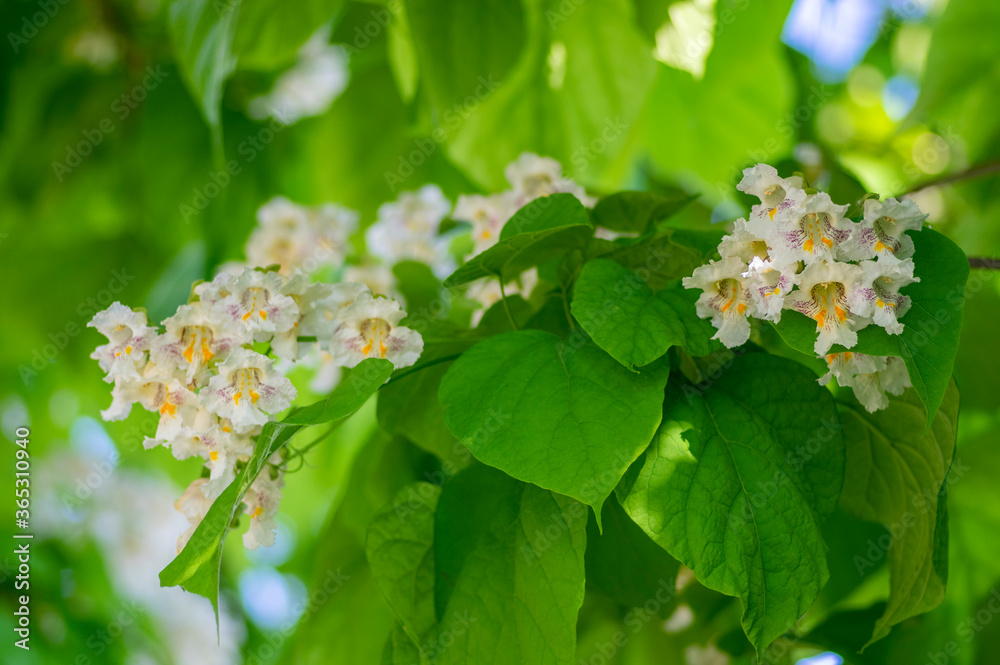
[451,153,595,316]
[684,164,927,412]
[245,196,359,276]
[90,267,422,552]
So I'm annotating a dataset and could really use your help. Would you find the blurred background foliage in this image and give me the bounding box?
[0,0,998,663]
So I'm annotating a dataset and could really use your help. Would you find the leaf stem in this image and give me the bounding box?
[382,353,464,386]
[904,159,1000,195]
[499,279,520,330]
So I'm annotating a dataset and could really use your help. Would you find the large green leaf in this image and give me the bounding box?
[444,0,656,187]
[439,330,669,522]
[444,194,593,286]
[618,353,845,653]
[404,0,526,110]
[235,0,344,71]
[158,358,394,615]
[645,0,795,195]
[367,482,441,661]
[168,0,240,144]
[838,381,959,647]
[433,464,587,665]
[604,227,723,292]
[591,190,698,234]
[772,229,969,427]
[571,258,717,368]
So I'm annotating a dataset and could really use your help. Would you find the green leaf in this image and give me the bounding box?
[443,0,656,187]
[433,464,587,665]
[168,0,240,147]
[585,496,680,610]
[772,228,969,427]
[438,330,669,522]
[571,258,718,368]
[646,0,796,195]
[591,190,698,234]
[444,194,593,287]
[377,345,466,462]
[838,381,959,647]
[604,228,722,292]
[404,0,525,110]
[618,353,845,653]
[158,358,394,615]
[234,0,344,71]
[367,482,441,660]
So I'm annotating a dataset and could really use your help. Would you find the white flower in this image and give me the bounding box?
[366,185,454,276]
[343,263,404,304]
[330,292,423,368]
[848,255,919,335]
[682,256,757,348]
[202,428,256,500]
[302,281,371,340]
[269,274,335,361]
[453,192,518,254]
[737,163,807,226]
[466,269,538,325]
[198,269,300,339]
[784,260,866,355]
[766,192,853,264]
[205,349,297,428]
[152,302,248,385]
[247,32,348,125]
[308,203,359,268]
[100,361,185,422]
[88,303,157,383]
[504,153,595,207]
[717,220,797,322]
[246,197,313,272]
[242,471,284,550]
[175,478,214,553]
[842,197,927,260]
[743,256,797,323]
[819,352,911,412]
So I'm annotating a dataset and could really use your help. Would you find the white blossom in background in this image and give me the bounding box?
[248,30,349,125]
[684,163,929,412]
[242,470,284,550]
[246,196,358,275]
[466,269,539,325]
[366,184,455,277]
[504,152,596,207]
[453,192,519,254]
[343,262,405,304]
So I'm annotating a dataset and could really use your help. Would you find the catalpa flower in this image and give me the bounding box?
[467,269,539,325]
[101,361,187,422]
[848,256,919,335]
[205,348,297,428]
[202,427,256,499]
[330,292,423,368]
[198,269,300,339]
[366,186,455,277]
[784,260,866,355]
[89,303,157,383]
[152,302,247,385]
[246,197,313,272]
[819,352,911,413]
[737,163,807,225]
[242,470,284,550]
[453,192,518,254]
[504,153,595,207]
[309,203,359,268]
[718,220,796,322]
[766,192,853,264]
[269,274,335,361]
[683,256,756,348]
[842,197,926,260]
[300,281,370,340]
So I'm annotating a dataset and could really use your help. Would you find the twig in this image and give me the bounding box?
[904,159,1000,195]
[969,257,1000,270]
